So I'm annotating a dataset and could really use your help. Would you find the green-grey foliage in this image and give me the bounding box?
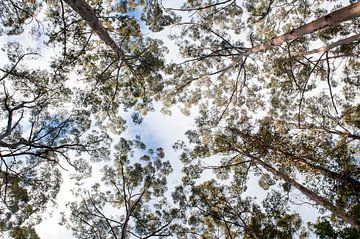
[1,0,360,238]
[164,0,360,230]
[62,137,177,239]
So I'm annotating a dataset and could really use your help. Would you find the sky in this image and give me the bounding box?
[35,2,192,237]
[35,106,196,238]
[1,0,349,238]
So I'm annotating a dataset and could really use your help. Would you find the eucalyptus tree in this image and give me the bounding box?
[0,0,42,35]
[63,137,177,239]
[0,0,175,237]
[172,179,306,238]
[0,41,111,237]
[312,217,360,239]
[176,102,360,228]
[44,0,176,121]
[161,0,360,229]
[164,0,360,114]
[0,0,175,130]
[161,0,360,133]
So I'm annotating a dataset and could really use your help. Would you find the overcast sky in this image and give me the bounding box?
[0,0,328,238]
[35,2,191,237]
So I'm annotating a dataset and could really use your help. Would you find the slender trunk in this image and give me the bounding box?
[275,147,360,191]
[236,2,360,59]
[302,33,360,56]
[120,216,129,239]
[239,132,360,191]
[296,123,360,141]
[243,152,359,228]
[63,0,126,59]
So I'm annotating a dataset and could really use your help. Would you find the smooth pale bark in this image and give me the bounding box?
[240,151,359,228]
[236,2,360,60]
[63,0,126,60]
[302,33,360,56]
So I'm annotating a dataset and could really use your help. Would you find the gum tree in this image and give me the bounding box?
[0,0,174,236]
[162,0,360,229]
[63,137,177,239]
[0,43,109,237]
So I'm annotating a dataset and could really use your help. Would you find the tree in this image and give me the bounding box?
[312,221,360,239]
[0,0,171,124]
[45,0,169,116]
[0,1,174,237]
[0,33,110,238]
[9,226,40,239]
[62,137,177,239]
[164,0,360,113]
[0,0,41,35]
[177,104,360,227]
[1,0,360,237]
[161,0,360,229]
[173,179,306,238]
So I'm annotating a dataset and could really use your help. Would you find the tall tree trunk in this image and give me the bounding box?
[237,131,360,191]
[274,147,360,191]
[236,2,360,60]
[240,150,359,228]
[63,0,126,60]
[301,33,360,56]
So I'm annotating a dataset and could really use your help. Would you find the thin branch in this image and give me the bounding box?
[60,0,67,58]
[166,0,232,12]
[325,51,338,115]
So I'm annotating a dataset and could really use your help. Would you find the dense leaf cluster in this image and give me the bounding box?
[0,0,359,238]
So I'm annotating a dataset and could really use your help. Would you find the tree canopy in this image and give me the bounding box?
[0,0,359,238]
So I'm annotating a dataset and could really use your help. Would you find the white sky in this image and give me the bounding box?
[1,0,354,238]
[35,2,190,237]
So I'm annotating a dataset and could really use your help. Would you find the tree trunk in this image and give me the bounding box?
[236,2,360,60]
[275,148,360,191]
[301,33,360,56]
[242,151,359,228]
[63,0,126,59]
[238,131,360,191]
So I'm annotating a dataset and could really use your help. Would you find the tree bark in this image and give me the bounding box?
[237,131,360,191]
[236,2,360,60]
[241,151,359,228]
[63,0,126,60]
[274,147,360,191]
[301,33,360,56]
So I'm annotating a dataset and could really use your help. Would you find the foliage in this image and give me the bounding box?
[45,0,168,115]
[62,137,177,239]
[164,0,360,230]
[312,218,360,239]
[173,180,306,238]
[9,226,40,239]
[0,0,360,238]
[0,42,109,236]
